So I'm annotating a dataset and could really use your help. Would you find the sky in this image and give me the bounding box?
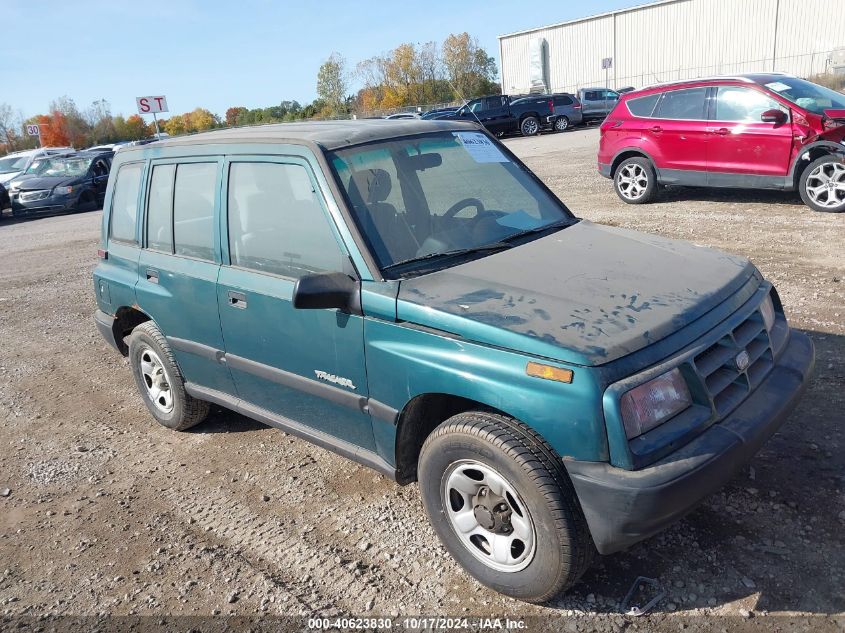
[1,0,638,121]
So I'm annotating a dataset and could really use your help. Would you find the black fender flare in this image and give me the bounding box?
[788,141,845,181]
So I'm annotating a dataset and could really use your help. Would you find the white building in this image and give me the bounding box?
[498,0,845,95]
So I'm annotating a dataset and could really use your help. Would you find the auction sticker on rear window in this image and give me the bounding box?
[453,132,509,163]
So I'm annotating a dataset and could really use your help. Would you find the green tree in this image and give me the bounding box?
[442,32,498,100]
[316,52,348,116]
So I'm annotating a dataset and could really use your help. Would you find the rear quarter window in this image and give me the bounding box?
[109,162,144,244]
[626,93,661,117]
[554,95,573,106]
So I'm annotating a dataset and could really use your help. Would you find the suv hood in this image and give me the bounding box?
[397,221,757,366]
[17,175,81,191]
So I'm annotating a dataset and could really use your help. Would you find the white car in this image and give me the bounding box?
[0,147,75,187]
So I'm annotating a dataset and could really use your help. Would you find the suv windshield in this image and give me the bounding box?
[25,156,92,178]
[329,131,574,277]
[761,76,845,115]
[0,156,28,173]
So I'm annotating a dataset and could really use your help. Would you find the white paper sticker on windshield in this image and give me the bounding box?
[453,132,509,163]
[765,81,791,92]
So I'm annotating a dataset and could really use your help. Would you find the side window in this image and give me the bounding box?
[485,97,502,110]
[146,164,175,253]
[109,162,144,243]
[555,95,573,106]
[653,87,707,120]
[584,91,599,101]
[468,100,484,113]
[605,90,620,101]
[173,163,217,261]
[627,93,661,117]
[715,86,785,122]
[227,162,345,278]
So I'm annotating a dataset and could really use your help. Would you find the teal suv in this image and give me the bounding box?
[93,120,814,602]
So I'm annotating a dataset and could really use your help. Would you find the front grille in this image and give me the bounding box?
[19,190,49,202]
[691,308,773,418]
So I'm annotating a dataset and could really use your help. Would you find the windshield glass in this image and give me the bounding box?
[329,131,573,276]
[25,156,91,178]
[762,77,845,114]
[0,156,28,173]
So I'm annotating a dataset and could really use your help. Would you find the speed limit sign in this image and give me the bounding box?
[26,124,40,137]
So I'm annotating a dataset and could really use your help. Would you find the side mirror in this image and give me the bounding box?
[761,109,787,124]
[292,272,361,315]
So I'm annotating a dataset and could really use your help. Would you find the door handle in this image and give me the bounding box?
[713,127,730,136]
[145,268,159,284]
[648,125,663,133]
[227,290,247,309]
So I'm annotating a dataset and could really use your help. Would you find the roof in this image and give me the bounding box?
[120,119,479,154]
[633,72,795,93]
[499,0,691,39]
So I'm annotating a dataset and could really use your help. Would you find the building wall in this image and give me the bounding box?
[498,0,845,95]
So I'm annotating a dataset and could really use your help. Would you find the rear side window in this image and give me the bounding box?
[173,163,217,261]
[146,164,175,252]
[554,95,573,106]
[653,87,707,120]
[584,91,600,101]
[227,162,345,278]
[626,93,661,117]
[109,163,144,243]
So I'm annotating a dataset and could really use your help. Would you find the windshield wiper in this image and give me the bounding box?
[500,218,578,244]
[382,241,513,272]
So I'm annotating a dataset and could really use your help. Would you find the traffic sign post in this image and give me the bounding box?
[601,57,613,112]
[136,96,169,140]
[25,123,41,148]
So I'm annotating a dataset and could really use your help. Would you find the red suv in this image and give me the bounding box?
[598,73,845,212]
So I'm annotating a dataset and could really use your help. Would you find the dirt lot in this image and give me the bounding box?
[0,128,843,631]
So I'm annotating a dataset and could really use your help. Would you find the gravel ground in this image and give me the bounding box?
[0,128,843,631]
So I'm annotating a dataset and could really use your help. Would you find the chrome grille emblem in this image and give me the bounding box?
[735,350,751,372]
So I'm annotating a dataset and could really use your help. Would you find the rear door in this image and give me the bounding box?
[216,155,375,451]
[135,157,236,395]
[705,85,793,181]
[647,86,710,178]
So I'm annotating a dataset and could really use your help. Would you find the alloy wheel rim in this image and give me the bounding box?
[442,459,536,573]
[139,347,173,413]
[618,163,649,200]
[806,162,845,208]
[555,117,568,131]
[523,119,538,135]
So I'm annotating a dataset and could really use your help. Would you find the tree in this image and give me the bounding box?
[442,32,498,101]
[49,96,90,147]
[316,52,348,116]
[124,115,147,140]
[35,112,71,147]
[225,106,247,127]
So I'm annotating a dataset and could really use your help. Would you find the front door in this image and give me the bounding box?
[480,96,514,134]
[216,156,375,451]
[706,85,793,181]
[135,158,236,395]
[648,86,710,178]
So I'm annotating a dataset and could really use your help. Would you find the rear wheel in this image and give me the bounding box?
[128,321,209,431]
[614,156,657,204]
[520,116,540,136]
[418,411,594,603]
[553,116,570,132]
[799,155,845,213]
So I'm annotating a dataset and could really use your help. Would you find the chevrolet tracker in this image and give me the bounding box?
[93,120,814,602]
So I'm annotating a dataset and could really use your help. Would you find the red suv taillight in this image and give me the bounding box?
[573,102,582,109]
[548,100,554,113]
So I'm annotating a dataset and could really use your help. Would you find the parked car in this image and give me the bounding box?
[617,86,636,94]
[385,112,420,120]
[10,150,112,216]
[420,107,458,120]
[0,182,9,213]
[0,147,75,188]
[93,119,813,602]
[427,94,556,136]
[578,87,620,121]
[513,92,583,131]
[598,73,845,212]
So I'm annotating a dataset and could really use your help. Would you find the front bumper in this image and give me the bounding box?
[565,329,814,555]
[11,192,77,213]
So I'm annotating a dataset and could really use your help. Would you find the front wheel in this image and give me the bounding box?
[613,156,657,204]
[520,116,540,136]
[554,116,570,132]
[418,412,594,603]
[799,155,845,213]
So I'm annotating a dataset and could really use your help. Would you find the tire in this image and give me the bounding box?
[553,116,570,132]
[520,116,540,136]
[418,411,594,603]
[613,156,657,204]
[128,321,209,431]
[799,154,845,213]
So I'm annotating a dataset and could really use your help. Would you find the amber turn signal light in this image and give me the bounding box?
[526,362,574,384]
